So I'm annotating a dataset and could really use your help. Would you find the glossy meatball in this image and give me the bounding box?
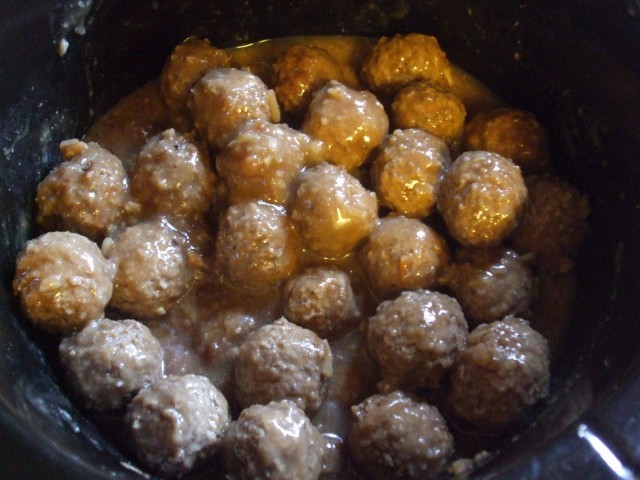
[13,232,114,333]
[348,391,454,480]
[448,247,534,326]
[234,318,333,414]
[301,80,388,170]
[438,151,527,247]
[215,201,300,289]
[59,318,163,410]
[283,267,362,338]
[291,163,378,258]
[367,289,467,392]
[130,129,215,219]
[126,374,230,477]
[222,400,324,480]
[189,68,280,150]
[36,139,128,240]
[273,44,344,117]
[361,33,452,96]
[103,219,195,319]
[465,108,549,174]
[448,316,550,430]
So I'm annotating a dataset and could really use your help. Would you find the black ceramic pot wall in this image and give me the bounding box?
[0,1,639,479]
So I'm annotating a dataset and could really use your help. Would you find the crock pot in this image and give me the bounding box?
[1,1,639,478]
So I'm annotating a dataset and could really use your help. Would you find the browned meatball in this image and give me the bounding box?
[59,318,163,410]
[301,80,388,170]
[283,267,362,338]
[234,318,333,414]
[36,139,128,240]
[359,216,450,298]
[130,129,215,219]
[391,81,466,145]
[348,391,454,480]
[126,374,230,477]
[438,151,527,247]
[273,44,344,117]
[215,202,300,289]
[367,289,467,392]
[448,247,534,326]
[13,232,115,333]
[361,34,452,96]
[448,315,550,430]
[189,68,280,150]
[291,163,378,258]
[371,129,451,218]
[465,108,549,174]
[222,400,324,480]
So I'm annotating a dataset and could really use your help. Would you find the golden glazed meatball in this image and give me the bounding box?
[438,151,527,247]
[371,129,451,218]
[301,80,388,170]
[291,163,378,258]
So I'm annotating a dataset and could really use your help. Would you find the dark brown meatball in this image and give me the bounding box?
[438,151,527,247]
[348,391,454,480]
[448,316,550,430]
[36,139,128,240]
[367,289,467,392]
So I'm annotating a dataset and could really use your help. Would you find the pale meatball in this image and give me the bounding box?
[103,219,195,319]
[448,316,550,430]
[371,129,451,218]
[283,267,362,338]
[273,44,344,117]
[361,33,452,96]
[59,318,163,410]
[349,391,454,480]
[189,68,280,150]
[391,81,466,145]
[448,247,534,326]
[291,163,378,258]
[234,318,333,414]
[438,151,527,247]
[36,139,128,240]
[222,400,324,480]
[130,129,215,219]
[126,374,230,477]
[301,81,388,170]
[13,232,114,333]
[215,202,299,289]
[367,289,467,392]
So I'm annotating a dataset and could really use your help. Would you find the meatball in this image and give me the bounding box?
[291,163,378,258]
[283,267,362,338]
[367,289,467,392]
[36,139,128,240]
[59,318,163,410]
[273,44,344,117]
[448,316,550,430]
[103,219,195,319]
[126,374,230,477]
[448,247,534,326]
[348,391,454,480]
[438,151,527,247]
[361,33,452,96]
[391,81,466,145]
[301,80,388,170]
[465,108,549,174]
[130,129,215,219]
[234,318,333,414]
[215,201,300,289]
[13,232,114,333]
[189,68,280,150]
[222,400,324,480]
[359,216,450,298]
